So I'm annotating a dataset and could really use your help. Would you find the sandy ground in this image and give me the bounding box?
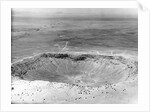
[11,12,138,104]
[11,78,137,104]
[11,52,138,104]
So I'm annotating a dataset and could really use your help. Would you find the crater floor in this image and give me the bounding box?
[11,52,138,104]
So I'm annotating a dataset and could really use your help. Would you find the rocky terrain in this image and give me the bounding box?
[11,52,138,104]
[11,9,138,104]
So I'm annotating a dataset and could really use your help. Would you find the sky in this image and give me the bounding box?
[12,8,138,19]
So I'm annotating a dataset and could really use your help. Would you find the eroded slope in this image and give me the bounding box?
[11,52,138,103]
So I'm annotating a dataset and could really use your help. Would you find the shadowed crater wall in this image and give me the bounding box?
[11,53,138,87]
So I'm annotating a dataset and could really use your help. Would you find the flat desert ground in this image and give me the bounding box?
[11,11,138,104]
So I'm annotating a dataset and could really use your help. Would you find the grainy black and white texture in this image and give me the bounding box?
[11,8,138,104]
